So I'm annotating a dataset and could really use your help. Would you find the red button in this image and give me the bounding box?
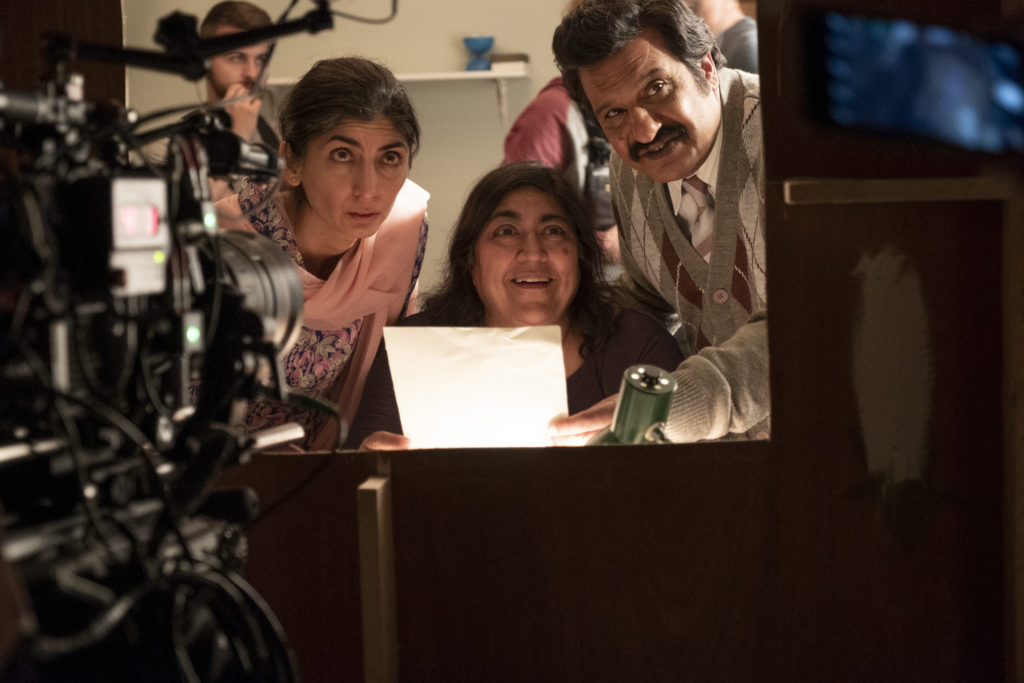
[712,288,729,304]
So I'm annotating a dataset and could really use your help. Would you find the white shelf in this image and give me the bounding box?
[266,63,528,88]
[265,63,527,126]
[397,64,529,82]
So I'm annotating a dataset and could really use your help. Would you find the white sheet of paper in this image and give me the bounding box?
[382,325,568,449]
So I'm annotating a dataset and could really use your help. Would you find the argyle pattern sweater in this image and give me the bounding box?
[610,67,770,442]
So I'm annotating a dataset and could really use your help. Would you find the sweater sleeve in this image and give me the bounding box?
[663,311,770,442]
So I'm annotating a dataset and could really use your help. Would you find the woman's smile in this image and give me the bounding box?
[472,187,580,329]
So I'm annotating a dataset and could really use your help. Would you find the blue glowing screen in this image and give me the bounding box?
[820,12,1024,154]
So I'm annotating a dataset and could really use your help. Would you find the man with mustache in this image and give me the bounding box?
[548,0,769,444]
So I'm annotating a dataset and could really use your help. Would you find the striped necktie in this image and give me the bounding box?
[678,176,715,260]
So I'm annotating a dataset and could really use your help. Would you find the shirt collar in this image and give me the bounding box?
[695,122,722,199]
[667,120,723,213]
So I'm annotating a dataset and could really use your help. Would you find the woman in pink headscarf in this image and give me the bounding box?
[216,57,429,451]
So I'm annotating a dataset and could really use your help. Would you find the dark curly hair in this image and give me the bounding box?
[421,162,618,358]
[552,0,724,115]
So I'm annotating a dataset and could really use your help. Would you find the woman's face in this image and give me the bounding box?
[471,187,580,329]
[285,116,410,252]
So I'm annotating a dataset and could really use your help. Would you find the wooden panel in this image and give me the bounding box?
[1004,186,1024,677]
[358,475,398,683]
[764,191,1005,679]
[387,445,771,681]
[213,2,1021,681]
[757,2,1019,676]
[215,453,376,683]
[374,1,1014,679]
[0,0,124,105]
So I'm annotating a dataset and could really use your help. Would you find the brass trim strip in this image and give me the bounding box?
[783,176,1018,205]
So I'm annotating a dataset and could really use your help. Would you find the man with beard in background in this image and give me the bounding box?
[199,1,279,200]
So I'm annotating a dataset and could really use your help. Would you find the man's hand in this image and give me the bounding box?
[359,431,413,451]
[547,393,618,446]
[222,83,262,142]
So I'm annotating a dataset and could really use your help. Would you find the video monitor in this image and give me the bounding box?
[802,11,1024,155]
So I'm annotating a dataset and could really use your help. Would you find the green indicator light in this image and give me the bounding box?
[153,250,166,264]
[186,326,202,344]
[204,211,218,230]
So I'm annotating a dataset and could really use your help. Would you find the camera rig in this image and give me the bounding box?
[0,3,333,680]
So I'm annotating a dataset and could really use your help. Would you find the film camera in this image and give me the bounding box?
[0,4,333,681]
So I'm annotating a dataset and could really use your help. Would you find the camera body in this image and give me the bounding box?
[0,31,303,682]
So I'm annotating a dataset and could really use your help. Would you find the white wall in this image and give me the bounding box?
[122,0,565,293]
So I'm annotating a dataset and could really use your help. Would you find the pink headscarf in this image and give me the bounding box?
[216,178,430,451]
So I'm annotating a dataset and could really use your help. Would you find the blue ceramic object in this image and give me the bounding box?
[463,35,494,71]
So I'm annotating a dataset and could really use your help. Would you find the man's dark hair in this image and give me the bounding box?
[200,1,272,37]
[552,0,724,113]
[422,162,617,358]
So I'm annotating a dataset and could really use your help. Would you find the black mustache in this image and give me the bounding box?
[629,125,687,162]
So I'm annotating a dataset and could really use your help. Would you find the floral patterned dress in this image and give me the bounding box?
[237,180,428,448]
